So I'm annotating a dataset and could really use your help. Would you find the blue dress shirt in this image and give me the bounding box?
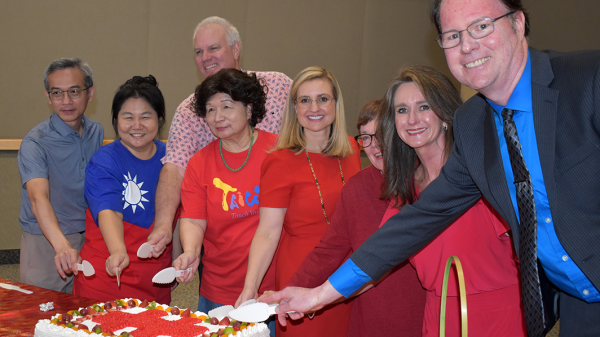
[487,53,599,303]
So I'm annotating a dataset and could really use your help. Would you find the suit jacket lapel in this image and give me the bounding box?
[530,48,559,208]
[483,103,519,237]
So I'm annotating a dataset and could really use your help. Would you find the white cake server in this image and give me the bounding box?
[208,305,234,320]
[0,282,33,294]
[152,267,192,284]
[137,242,156,258]
[228,302,295,323]
[239,299,257,308]
[77,260,95,277]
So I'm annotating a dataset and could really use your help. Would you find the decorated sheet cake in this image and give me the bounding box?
[34,298,269,337]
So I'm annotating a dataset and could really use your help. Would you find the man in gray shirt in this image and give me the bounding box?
[18,58,103,293]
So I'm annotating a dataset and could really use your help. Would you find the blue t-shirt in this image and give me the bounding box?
[85,139,165,229]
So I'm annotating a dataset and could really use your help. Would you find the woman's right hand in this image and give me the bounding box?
[106,252,129,277]
[235,286,258,308]
[173,252,199,283]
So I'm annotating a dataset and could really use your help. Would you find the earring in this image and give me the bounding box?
[443,124,448,131]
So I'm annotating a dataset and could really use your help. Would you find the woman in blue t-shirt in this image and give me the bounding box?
[73,75,172,303]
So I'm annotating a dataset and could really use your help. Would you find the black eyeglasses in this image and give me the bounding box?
[355,134,376,148]
[436,11,515,49]
[47,87,90,101]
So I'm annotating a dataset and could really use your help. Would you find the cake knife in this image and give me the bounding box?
[152,267,192,284]
[76,260,95,277]
[228,302,295,323]
[0,282,33,294]
[137,242,156,258]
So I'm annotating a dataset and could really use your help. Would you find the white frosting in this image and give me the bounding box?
[34,319,103,337]
[194,322,229,333]
[34,300,270,337]
[120,306,146,314]
[161,315,182,321]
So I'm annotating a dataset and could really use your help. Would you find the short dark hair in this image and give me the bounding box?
[193,68,267,128]
[356,99,383,131]
[111,75,166,135]
[378,65,462,207]
[431,0,530,37]
[44,57,93,91]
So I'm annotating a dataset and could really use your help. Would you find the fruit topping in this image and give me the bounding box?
[104,302,113,310]
[210,317,219,325]
[219,316,230,326]
[139,299,149,308]
[232,321,242,331]
[86,306,97,315]
[181,308,191,317]
[63,313,73,323]
[171,306,180,315]
[127,299,137,307]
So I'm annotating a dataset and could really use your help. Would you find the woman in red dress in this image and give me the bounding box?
[284,100,426,336]
[378,65,526,336]
[237,66,361,336]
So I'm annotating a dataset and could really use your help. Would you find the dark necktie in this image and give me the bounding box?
[501,108,545,336]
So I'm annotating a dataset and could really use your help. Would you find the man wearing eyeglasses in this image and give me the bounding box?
[262,0,600,335]
[17,58,103,293]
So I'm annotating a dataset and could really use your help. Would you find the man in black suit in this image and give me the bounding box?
[263,0,600,335]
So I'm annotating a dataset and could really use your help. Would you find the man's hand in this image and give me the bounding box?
[53,243,80,278]
[146,226,172,258]
[148,163,185,258]
[259,280,343,326]
[173,252,199,283]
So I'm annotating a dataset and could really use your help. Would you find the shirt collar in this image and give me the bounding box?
[50,112,87,138]
[487,51,532,118]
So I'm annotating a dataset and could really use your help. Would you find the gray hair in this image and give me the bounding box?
[43,58,93,91]
[193,16,242,51]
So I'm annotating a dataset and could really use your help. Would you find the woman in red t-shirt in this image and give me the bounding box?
[237,67,361,337]
[174,69,278,322]
[377,65,526,336]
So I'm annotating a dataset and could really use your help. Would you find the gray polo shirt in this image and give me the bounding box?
[18,113,104,235]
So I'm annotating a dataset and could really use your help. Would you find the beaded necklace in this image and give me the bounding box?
[305,150,345,224]
[219,128,254,172]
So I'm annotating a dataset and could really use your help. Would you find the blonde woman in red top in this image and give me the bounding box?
[237,67,361,336]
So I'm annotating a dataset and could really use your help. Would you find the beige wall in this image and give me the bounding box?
[1,0,600,249]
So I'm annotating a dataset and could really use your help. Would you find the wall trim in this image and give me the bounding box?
[0,139,167,151]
